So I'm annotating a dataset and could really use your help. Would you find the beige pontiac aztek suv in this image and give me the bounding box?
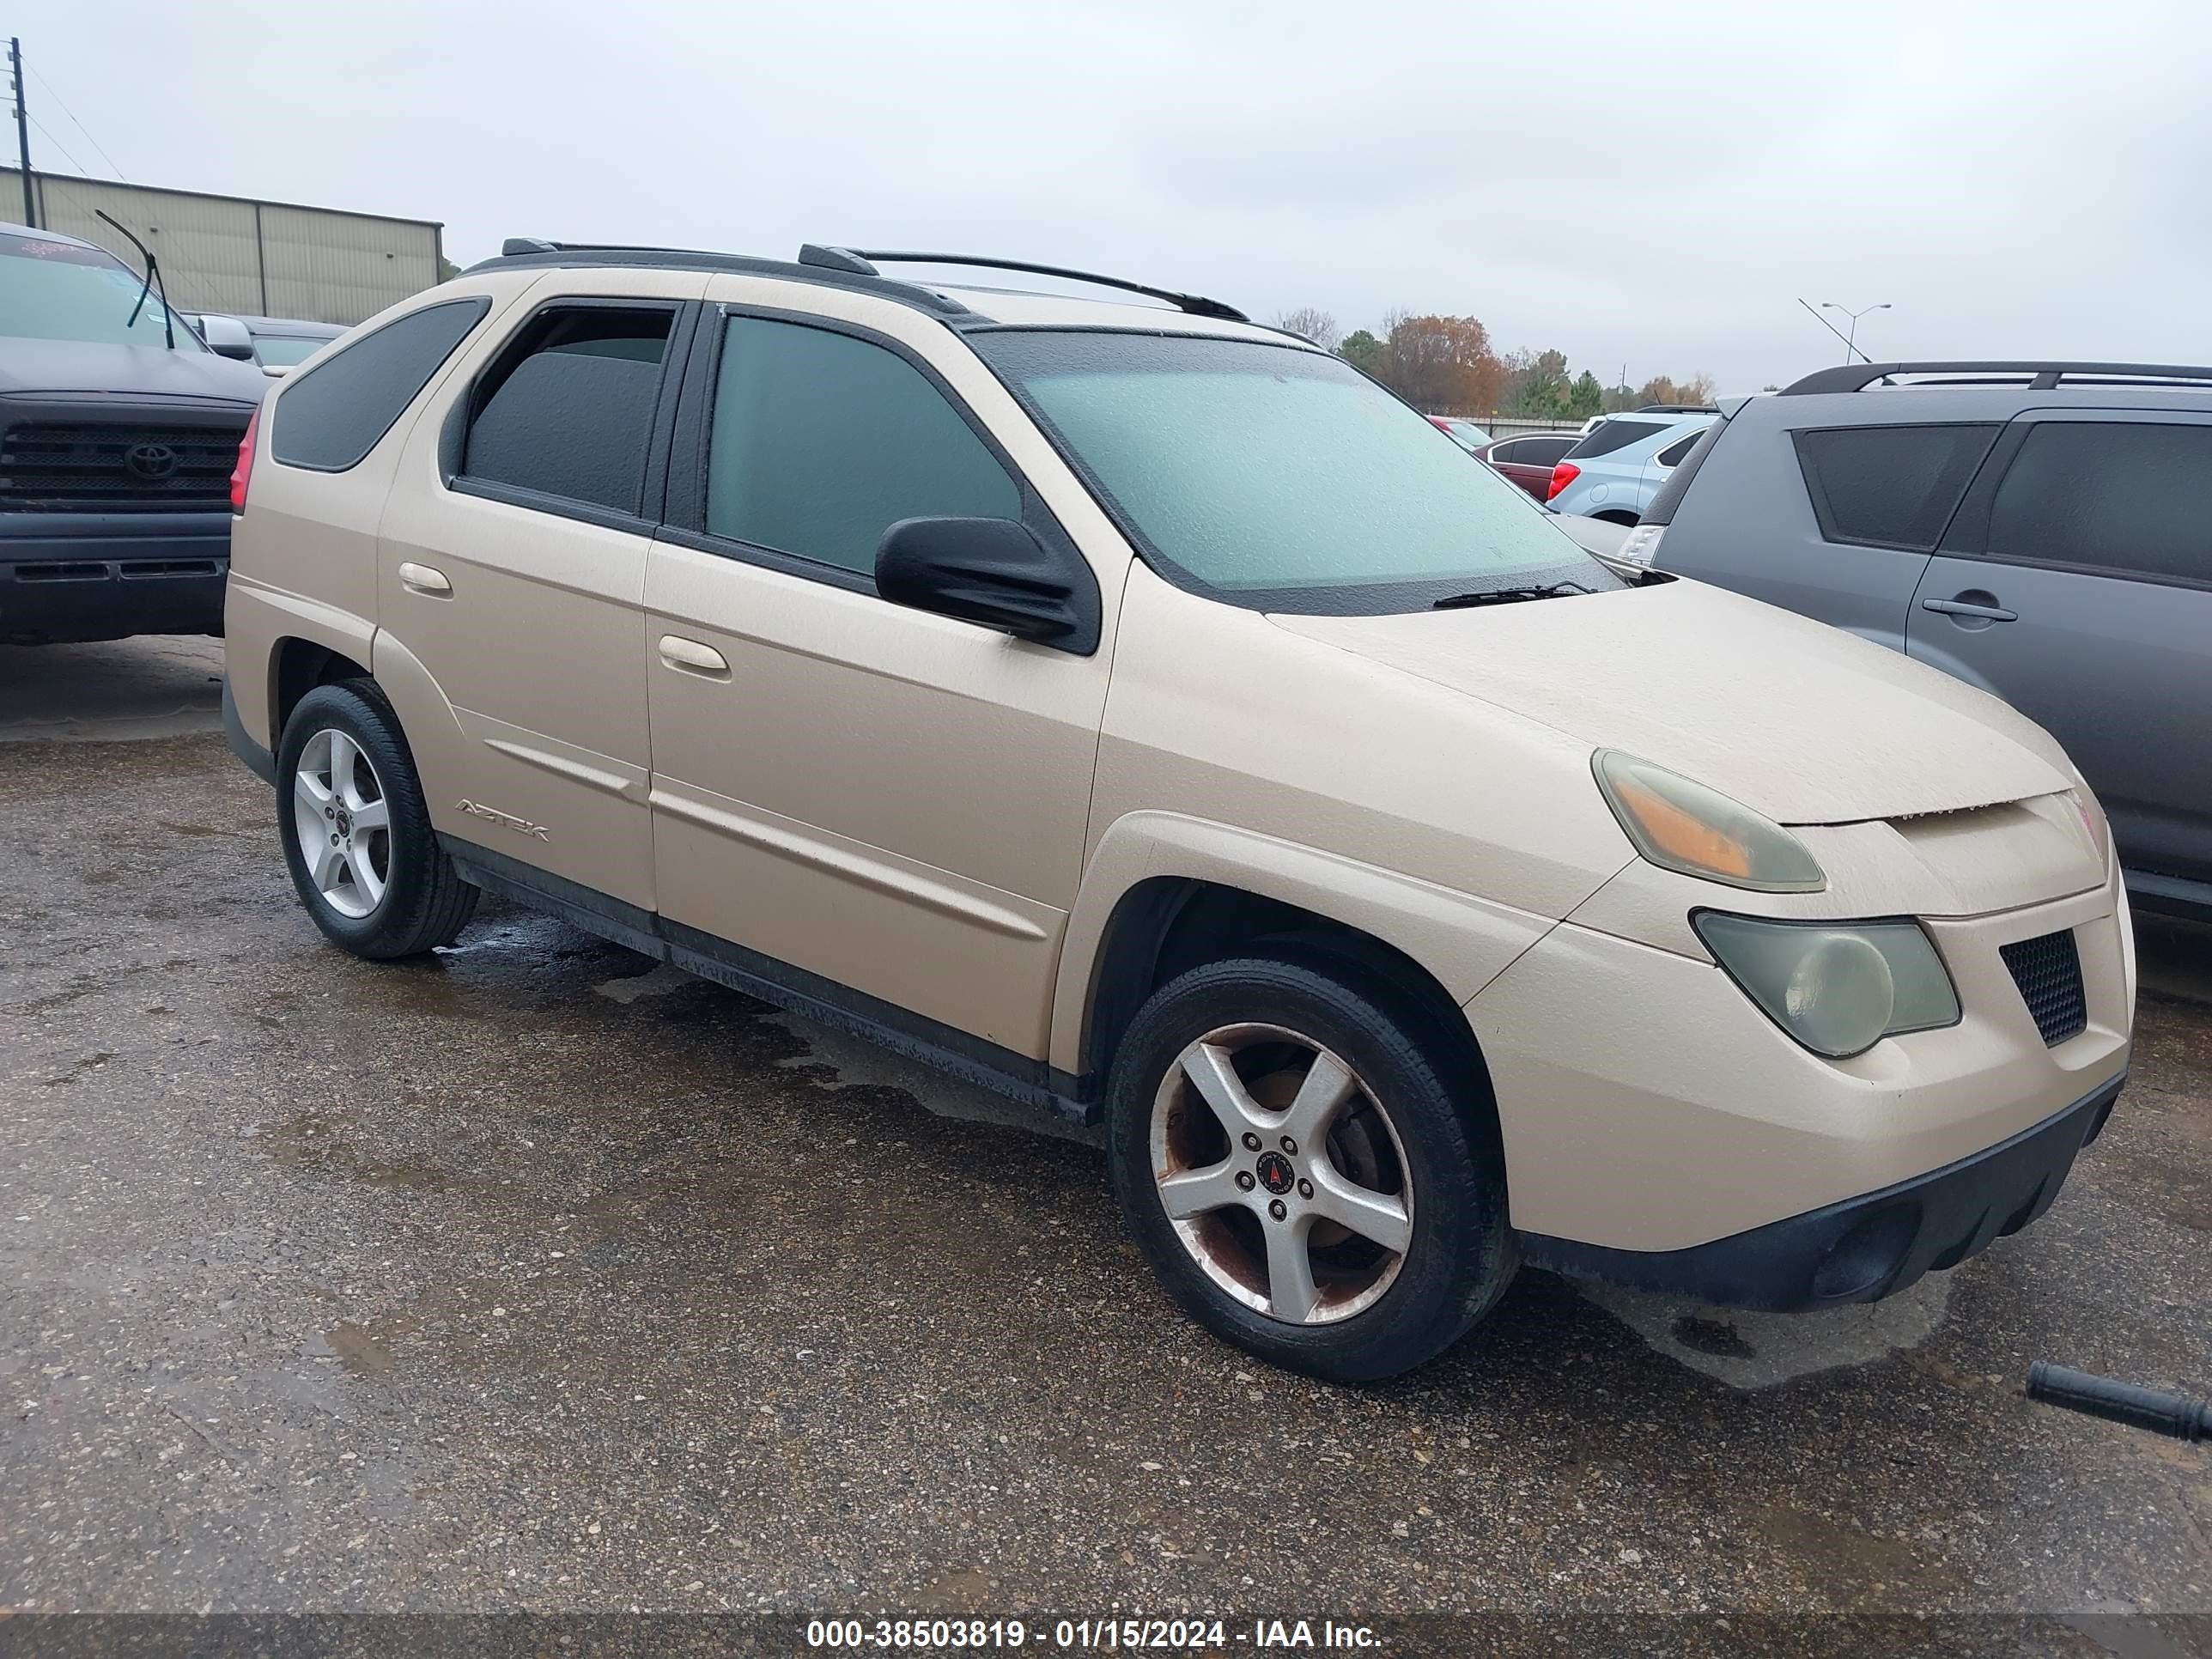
[222,240,2134,1381]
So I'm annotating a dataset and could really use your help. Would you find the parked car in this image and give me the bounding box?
[0,222,268,645]
[1427,415,1491,452]
[222,244,2130,1382]
[1474,431,1577,500]
[1624,358,2212,921]
[189,312,347,378]
[1545,409,1715,524]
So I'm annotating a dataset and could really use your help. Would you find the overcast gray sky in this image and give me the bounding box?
[18,0,2209,391]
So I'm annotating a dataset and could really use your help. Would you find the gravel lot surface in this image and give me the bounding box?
[2,639,2207,1653]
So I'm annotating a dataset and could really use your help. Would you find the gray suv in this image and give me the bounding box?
[1625,361,2212,917]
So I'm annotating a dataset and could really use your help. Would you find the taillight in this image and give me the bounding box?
[230,407,258,513]
[1546,460,1579,501]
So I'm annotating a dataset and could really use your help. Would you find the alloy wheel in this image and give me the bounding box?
[1149,1022,1413,1324]
[291,728,392,920]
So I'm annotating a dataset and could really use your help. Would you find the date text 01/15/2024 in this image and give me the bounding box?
[805,1618,1382,1650]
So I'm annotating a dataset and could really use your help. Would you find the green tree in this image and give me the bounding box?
[1337,329,1385,374]
[1567,370,1604,420]
[1503,348,1571,418]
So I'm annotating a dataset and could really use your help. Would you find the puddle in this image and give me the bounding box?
[1582,1272,1954,1388]
[758,1009,1101,1146]
[592,963,692,1005]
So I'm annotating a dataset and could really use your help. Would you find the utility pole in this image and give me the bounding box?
[9,38,31,228]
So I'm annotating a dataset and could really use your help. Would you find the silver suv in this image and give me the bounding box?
[1626,361,2212,919]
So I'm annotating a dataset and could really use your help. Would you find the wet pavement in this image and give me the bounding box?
[2,639,2209,1638]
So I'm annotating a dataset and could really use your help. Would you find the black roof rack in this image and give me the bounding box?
[802,246,1249,323]
[1784,360,2212,396]
[1630,404,1720,415]
[467,240,977,318]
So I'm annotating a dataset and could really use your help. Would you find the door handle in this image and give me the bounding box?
[398,562,452,597]
[1922,596,2018,623]
[658,635,730,676]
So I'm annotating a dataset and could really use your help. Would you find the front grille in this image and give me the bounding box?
[0,421,246,512]
[2000,929,2087,1046]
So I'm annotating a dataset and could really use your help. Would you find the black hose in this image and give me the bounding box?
[2027,1362,2211,1441]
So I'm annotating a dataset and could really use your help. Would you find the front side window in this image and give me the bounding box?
[273,296,489,472]
[0,228,204,350]
[462,307,673,514]
[705,315,1019,575]
[1987,421,2212,586]
[973,331,1615,611]
[1793,422,2000,551]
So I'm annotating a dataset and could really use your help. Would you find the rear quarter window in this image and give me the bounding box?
[270,297,489,471]
[1792,422,2002,551]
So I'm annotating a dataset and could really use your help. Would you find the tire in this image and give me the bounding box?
[275,679,477,959]
[1104,954,1515,1383]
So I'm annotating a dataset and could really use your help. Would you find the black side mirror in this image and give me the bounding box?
[876,517,1100,654]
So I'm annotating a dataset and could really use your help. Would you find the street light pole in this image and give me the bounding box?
[1821,301,1891,365]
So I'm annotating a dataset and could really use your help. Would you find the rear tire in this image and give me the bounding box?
[1104,954,1515,1382]
[276,680,477,959]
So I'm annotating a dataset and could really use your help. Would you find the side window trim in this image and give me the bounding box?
[441,294,692,535]
[661,301,1080,598]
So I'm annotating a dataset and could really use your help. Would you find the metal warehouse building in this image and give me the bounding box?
[2,168,443,326]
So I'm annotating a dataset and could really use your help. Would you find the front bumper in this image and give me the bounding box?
[1518,1070,2122,1310]
[0,511,232,643]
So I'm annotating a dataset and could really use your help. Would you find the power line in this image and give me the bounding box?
[25,110,88,179]
[26,63,126,181]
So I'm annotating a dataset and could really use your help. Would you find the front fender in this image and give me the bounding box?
[1048,810,1556,1075]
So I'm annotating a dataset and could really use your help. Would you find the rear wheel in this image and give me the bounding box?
[276,681,477,958]
[1105,955,1514,1382]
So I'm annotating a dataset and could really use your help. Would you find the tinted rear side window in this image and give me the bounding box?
[1514,436,1576,466]
[462,307,674,515]
[270,297,488,471]
[1655,429,1704,467]
[1793,423,2000,551]
[1565,419,1664,459]
[1987,422,2212,586]
[705,316,1018,575]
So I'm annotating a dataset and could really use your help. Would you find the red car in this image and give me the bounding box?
[1472,432,1581,501]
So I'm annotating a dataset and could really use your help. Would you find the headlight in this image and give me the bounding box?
[1593,750,1826,892]
[2065,782,2110,865]
[1695,913,1960,1059]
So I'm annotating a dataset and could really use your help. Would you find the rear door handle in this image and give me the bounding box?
[658,635,730,675]
[1922,596,2018,623]
[398,562,452,597]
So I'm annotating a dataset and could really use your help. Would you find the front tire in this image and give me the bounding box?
[1104,955,1514,1383]
[276,680,477,959]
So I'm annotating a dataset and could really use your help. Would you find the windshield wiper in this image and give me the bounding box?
[1431,580,1589,610]
[94,209,176,349]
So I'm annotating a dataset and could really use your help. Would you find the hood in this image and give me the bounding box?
[0,337,268,404]
[1270,577,2074,824]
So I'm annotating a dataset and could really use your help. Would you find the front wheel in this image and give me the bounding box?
[276,680,477,959]
[1104,955,1515,1382]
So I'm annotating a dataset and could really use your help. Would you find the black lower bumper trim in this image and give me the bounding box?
[1519,1073,2124,1311]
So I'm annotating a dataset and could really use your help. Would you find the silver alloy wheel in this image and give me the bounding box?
[1149,1022,1414,1325]
[292,728,392,921]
